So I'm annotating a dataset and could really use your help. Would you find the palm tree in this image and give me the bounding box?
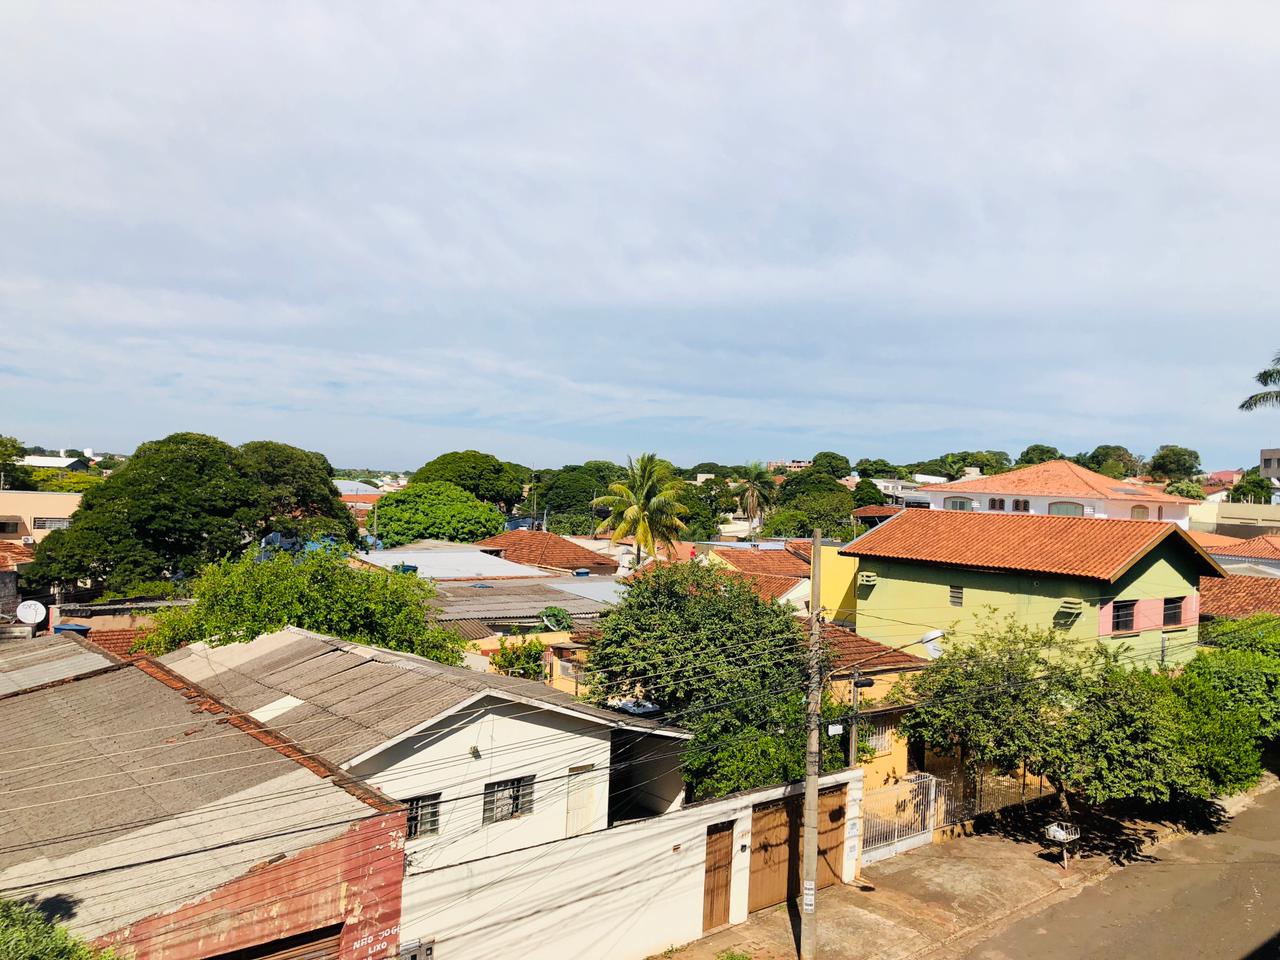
[1240,350,1280,411]
[592,454,689,568]
[732,461,776,531]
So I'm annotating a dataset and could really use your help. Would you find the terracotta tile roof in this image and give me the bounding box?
[475,529,619,573]
[1216,535,1280,562]
[340,493,383,505]
[1189,531,1246,550]
[917,460,1197,504]
[0,541,34,572]
[785,539,813,562]
[854,505,904,518]
[80,628,151,660]
[721,570,806,603]
[1199,484,1232,499]
[839,509,1223,582]
[1200,575,1280,619]
[822,623,929,673]
[711,547,810,578]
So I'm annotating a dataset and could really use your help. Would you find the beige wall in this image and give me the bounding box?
[0,490,82,543]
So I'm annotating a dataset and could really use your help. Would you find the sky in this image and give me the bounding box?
[2,2,1279,471]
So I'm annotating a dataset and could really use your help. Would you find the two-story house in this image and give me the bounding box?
[841,509,1225,666]
[916,459,1196,529]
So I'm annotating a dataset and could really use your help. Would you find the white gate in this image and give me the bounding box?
[860,772,938,865]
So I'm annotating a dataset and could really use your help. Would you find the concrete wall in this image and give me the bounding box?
[921,490,1190,528]
[1191,500,1280,535]
[819,544,859,626]
[398,768,862,960]
[0,490,82,543]
[350,697,614,872]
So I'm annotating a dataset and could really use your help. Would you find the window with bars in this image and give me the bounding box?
[1163,597,1185,627]
[1112,600,1137,633]
[1012,499,1030,512]
[868,716,895,755]
[988,498,1006,511]
[406,793,441,839]
[33,517,71,530]
[949,585,964,607]
[483,776,534,824]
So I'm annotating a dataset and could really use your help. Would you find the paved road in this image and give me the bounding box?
[954,782,1280,960]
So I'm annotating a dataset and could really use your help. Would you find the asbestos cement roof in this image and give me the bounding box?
[432,579,610,621]
[0,633,114,695]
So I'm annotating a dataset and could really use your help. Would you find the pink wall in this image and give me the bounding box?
[1098,595,1196,636]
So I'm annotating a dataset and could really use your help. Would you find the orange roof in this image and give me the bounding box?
[81,628,151,660]
[0,541,34,572]
[475,529,619,573]
[711,547,810,578]
[341,493,384,505]
[918,460,1197,504]
[721,570,806,603]
[1216,535,1280,562]
[854,505,903,518]
[839,509,1223,582]
[1200,575,1280,619]
[822,623,929,673]
[785,539,813,562]
[1188,531,1246,550]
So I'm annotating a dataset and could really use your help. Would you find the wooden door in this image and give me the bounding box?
[702,820,735,932]
[565,764,596,836]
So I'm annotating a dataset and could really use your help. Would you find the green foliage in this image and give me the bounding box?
[588,562,837,798]
[1149,444,1200,481]
[546,513,597,536]
[92,580,188,603]
[410,450,523,508]
[731,462,775,528]
[810,451,852,478]
[491,636,546,680]
[539,605,575,631]
[680,480,729,541]
[373,481,505,547]
[851,477,887,508]
[1016,443,1063,465]
[1229,471,1275,504]
[239,441,356,544]
[789,491,856,529]
[529,463,621,516]
[1239,348,1280,411]
[907,450,1011,478]
[759,509,809,538]
[1205,613,1280,656]
[854,458,904,480]
[1178,647,1279,744]
[29,468,103,493]
[592,454,689,565]
[140,548,465,663]
[777,468,845,504]
[1164,480,1205,500]
[1096,459,1127,479]
[0,898,114,960]
[1082,444,1144,476]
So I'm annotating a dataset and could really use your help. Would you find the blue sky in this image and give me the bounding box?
[2,2,1279,470]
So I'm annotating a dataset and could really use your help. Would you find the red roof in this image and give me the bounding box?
[721,570,806,603]
[341,493,384,505]
[711,547,810,578]
[1217,535,1280,562]
[854,505,904,518]
[822,623,929,673]
[839,509,1222,582]
[475,529,619,573]
[1189,531,1246,550]
[0,541,33,572]
[1200,575,1280,619]
[80,628,151,660]
[784,539,813,562]
[918,460,1197,504]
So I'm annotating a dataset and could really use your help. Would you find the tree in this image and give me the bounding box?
[939,453,967,480]
[810,451,852,479]
[1161,480,1204,500]
[592,454,689,567]
[0,434,33,490]
[1230,471,1275,504]
[0,897,113,960]
[1149,445,1201,481]
[851,478,887,508]
[30,468,103,493]
[788,491,857,535]
[1096,459,1127,479]
[491,636,547,680]
[1239,349,1280,411]
[854,458,904,480]
[546,513,597,536]
[731,462,775,530]
[586,562,842,798]
[1084,444,1144,475]
[239,440,357,543]
[538,605,575,631]
[680,481,727,542]
[777,468,845,504]
[140,548,465,663]
[759,509,810,538]
[410,450,523,508]
[1016,444,1064,465]
[373,481,505,547]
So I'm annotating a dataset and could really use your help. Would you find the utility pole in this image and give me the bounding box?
[800,528,823,959]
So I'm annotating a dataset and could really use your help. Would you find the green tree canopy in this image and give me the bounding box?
[0,898,113,960]
[140,548,465,663]
[0,435,34,490]
[1096,459,1127,479]
[788,491,858,537]
[1239,349,1280,411]
[491,636,547,680]
[592,454,689,566]
[759,508,809,538]
[1149,444,1201,481]
[731,462,775,530]
[373,481,505,547]
[30,468,103,493]
[1229,471,1274,504]
[851,478,888,508]
[239,440,357,542]
[777,468,846,504]
[1016,443,1064,465]
[680,480,728,542]
[1164,480,1205,500]
[1082,444,1144,475]
[410,450,523,508]
[810,451,852,478]
[854,458,904,479]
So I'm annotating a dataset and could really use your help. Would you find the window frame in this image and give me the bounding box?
[406,793,442,840]
[943,497,974,512]
[1130,505,1149,520]
[483,776,535,825]
[988,498,1006,511]
[1163,597,1185,627]
[867,715,895,756]
[1047,501,1084,517]
[949,585,964,607]
[0,521,19,535]
[1011,499,1030,513]
[32,517,72,530]
[1112,599,1138,633]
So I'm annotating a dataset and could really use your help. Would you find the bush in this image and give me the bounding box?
[546,513,597,536]
[373,481,505,547]
[0,898,113,960]
[490,636,546,680]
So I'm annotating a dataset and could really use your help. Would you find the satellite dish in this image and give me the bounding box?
[920,629,945,659]
[16,600,47,625]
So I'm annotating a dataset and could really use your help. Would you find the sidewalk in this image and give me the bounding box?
[667,776,1276,960]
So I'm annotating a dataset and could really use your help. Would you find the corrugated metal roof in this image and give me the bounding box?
[0,634,115,694]
[432,580,609,621]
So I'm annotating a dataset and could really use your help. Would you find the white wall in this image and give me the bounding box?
[398,768,862,960]
[923,491,1190,528]
[350,697,613,871]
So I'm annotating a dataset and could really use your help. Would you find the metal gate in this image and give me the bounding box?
[860,772,938,865]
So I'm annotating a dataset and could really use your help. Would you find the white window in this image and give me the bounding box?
[944,498,973,511]
[868,716,894,755]
[406,793,441,839]
[1047,502,1084,517]
[483,776,534,824]
[33,518,71,530]
[1130,505,1149,520]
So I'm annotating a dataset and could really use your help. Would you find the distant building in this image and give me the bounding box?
[1262,449,1280,481]
[0,489,82,544]
[766,459,813,473]
[19,454,89,472]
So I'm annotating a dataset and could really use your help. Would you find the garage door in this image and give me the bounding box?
[205,925,343,960]
[747,787,846,913]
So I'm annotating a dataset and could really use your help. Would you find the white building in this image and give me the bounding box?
[916,459,1195,529]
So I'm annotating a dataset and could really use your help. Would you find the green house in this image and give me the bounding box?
[839,509,1226,666]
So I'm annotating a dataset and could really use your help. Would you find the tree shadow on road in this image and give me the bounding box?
[965,793,1227,866]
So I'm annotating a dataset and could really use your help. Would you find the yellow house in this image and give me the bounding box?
[840,509,1225,667]
[0,489,82,544]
